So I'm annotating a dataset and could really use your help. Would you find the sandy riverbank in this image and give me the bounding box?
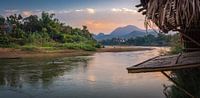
[97,46,153,52]
[0,47,153,59]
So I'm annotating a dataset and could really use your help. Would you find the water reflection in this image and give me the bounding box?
[0,57,90,88]
[0,49,171,98]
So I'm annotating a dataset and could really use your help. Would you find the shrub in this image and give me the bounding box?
[21,45,38,51]
[169,34,183,54]
[57,43,96,51]
[0,35,11,47]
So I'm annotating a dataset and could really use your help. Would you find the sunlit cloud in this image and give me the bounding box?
[22,11,32,17]
[54,8,145,34]
[86,8,95,14]
[111,8,137,13]
[58,10,70,14]
[85,20,120,33]
[75,9,83,12]
[75,8,96,14]
[112,8,123,12]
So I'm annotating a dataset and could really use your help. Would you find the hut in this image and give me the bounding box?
[127,0,200,98]
[127,1,200,97]
[136,0,200,51]
[124,1,200,97]
[127,0,200,73]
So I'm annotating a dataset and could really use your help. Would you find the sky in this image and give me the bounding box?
[0,0,145,34]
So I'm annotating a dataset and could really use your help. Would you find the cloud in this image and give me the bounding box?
[3,9,19,16]
[111,8,137,13]
[4,9,19,13]
[46,10,55,13]
[75,8,96,14]
[22,11,32,17]
[86,8,95,14]
[55,8,145,34]
[85,20,119,33]
[75,9,83,12]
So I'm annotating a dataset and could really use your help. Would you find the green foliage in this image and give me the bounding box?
[0,35,11,47]
[57,43,96,51]
[0,12,99,51]
[168,69,200,98]
[0,16,5,25]
[20,45,38,51]
[169,33,183,54]
[100,33,172,46]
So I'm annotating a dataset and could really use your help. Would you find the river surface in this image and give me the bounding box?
[0,47,171,98]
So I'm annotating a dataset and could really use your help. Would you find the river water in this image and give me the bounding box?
[0,48,171,98]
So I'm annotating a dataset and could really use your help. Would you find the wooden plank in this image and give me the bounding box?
[127,63,200,73]
[127,51,200,73]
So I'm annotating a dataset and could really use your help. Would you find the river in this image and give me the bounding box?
[0,47,171,98]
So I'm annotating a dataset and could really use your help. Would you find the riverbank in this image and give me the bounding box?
[0,47,153,59]
[97,46,153,52]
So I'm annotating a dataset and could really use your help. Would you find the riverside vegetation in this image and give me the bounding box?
[0,12,100,51]
[100,33,179,47]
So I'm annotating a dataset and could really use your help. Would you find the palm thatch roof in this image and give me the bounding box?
[137,0,200,33]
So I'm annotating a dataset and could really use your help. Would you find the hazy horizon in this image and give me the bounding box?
[0,0,145,34]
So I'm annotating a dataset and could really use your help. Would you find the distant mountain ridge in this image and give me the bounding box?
[110,25,142,36]
[94,25,157,41]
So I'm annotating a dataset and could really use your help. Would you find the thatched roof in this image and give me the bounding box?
[137,0,200,33]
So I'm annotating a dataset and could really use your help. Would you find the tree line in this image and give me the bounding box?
[100,33,175,46]
[0,12,100,51]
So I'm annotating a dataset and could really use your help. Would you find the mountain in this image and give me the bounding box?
[94,25,157,41]
[93,33,105,39]
[110,25,142,36]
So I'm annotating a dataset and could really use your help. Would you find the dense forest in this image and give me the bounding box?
[100,33,176,46]
[0,12,100,51]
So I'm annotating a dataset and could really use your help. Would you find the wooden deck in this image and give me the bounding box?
[127,51,200,73]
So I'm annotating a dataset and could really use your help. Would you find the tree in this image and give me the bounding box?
[40,12,62,35]
[0,16,6,34]
[82,25,93,39]
[7,14,23,25]
[61,25,73,34]
[0,12,99,50]
[23,15,41,32]
[0,16,5,25]
[6,14,23,34]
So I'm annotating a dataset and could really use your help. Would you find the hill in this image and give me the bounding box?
[94,25,157,41]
